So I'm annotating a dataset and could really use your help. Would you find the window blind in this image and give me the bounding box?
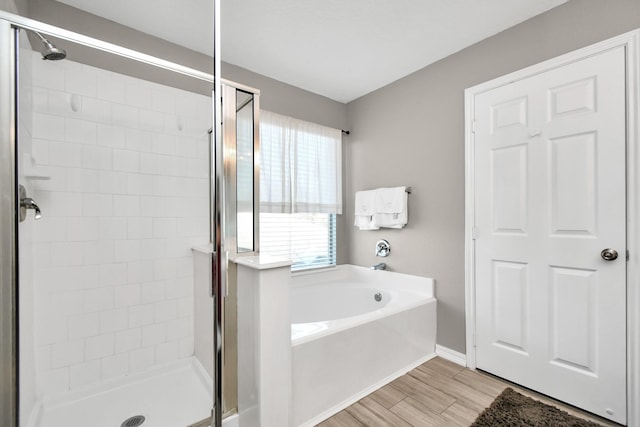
[260,213,336,270]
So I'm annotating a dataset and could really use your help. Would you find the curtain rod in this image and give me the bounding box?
[342,130,350,135]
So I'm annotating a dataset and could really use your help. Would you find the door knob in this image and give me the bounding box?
[601,248,618,261]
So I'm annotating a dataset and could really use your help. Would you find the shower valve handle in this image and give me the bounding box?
[18,185,42,222]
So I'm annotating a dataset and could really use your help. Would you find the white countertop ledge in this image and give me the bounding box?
[191,244,214,254]
[233,255,292,270]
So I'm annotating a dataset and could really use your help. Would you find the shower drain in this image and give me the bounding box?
[121,415,146,427]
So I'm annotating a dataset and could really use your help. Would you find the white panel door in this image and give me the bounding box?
[474,46,626,424]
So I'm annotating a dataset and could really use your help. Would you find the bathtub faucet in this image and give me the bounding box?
[371,262,386,270]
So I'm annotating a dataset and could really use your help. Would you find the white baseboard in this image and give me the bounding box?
[435,345,466,367]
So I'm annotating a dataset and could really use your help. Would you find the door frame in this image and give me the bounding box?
[464,29,640,426]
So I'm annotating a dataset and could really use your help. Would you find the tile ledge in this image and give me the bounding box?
[234,255,292,270]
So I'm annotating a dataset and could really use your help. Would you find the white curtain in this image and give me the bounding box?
[260,110,342,214]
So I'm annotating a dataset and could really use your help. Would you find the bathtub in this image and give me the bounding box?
[291,265,437,426]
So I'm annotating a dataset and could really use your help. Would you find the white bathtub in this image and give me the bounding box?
[291,265,437,426]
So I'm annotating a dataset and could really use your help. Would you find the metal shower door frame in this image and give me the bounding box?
[0,8,225,427]
[211,1,223,422]
[0,18,19,427]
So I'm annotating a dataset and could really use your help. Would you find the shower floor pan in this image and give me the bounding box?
[31,357,231,427]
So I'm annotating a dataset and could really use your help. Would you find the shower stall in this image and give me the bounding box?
[0,8,259,427]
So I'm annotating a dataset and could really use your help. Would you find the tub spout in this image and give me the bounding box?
[371,262,386,270]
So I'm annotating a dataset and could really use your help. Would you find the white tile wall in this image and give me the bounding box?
[30,54,211,394]
[69,360,100,389]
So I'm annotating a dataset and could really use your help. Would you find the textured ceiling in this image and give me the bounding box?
[56,0,567,103]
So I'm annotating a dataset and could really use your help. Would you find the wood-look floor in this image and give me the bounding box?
[317,357,619,427]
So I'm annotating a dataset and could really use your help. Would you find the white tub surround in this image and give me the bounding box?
[291,265,437,426]
[236,255,292,427]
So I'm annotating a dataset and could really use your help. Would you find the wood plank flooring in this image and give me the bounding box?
[317,357,618,427]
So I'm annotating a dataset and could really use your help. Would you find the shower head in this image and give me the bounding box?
[34,31,66,61]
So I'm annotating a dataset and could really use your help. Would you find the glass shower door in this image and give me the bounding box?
[10,21,217,427]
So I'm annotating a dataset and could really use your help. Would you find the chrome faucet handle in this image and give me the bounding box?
[375,240,390,257]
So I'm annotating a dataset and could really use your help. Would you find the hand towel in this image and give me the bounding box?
[374,186,406,213]
[373,187,407,228]
[354,215,380,230]
[354,190,379,230]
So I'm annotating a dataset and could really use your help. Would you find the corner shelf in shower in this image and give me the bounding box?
[22,168,51,180]
[22,155,51,180]
[23,173,50,180]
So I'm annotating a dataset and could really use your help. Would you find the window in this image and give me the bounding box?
[258,111,341,270]
[260,213,336,270]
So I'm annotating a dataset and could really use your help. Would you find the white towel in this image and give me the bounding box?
[375,186,406,213]
[354,215,380,230]
[355,190,376,215]
[373,214,406,228]
[354,190,379,230]
[373,187,407,228]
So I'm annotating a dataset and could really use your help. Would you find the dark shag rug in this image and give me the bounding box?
[471,387,603,426]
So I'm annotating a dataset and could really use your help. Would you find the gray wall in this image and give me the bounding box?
[0,0,26,15]
[27,0,211,73]
[25,0,213,95]
[223,62,346,131]
[345,0,640,353]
